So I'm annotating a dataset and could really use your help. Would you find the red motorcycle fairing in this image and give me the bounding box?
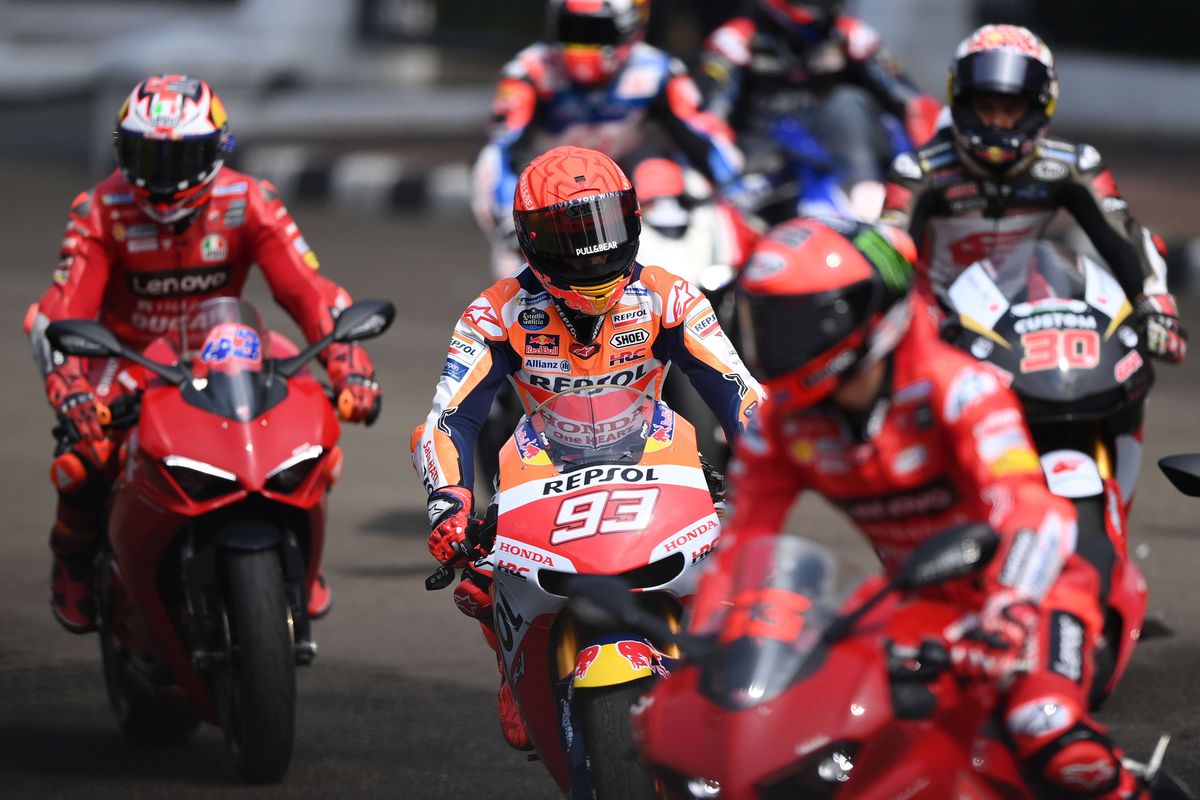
[104,331,339,721]
[635,538,1032,800]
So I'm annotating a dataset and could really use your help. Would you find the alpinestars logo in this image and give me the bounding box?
[575,241,619,256]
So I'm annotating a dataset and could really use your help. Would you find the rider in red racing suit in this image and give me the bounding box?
[696,217,1155,798]
[412,146,762,750]
[26,75,381,633]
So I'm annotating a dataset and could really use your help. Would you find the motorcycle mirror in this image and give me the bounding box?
[46,319,188,385]
[332,300,396,344]
[1158,454,1200,497]
[893,523,1000,591]
[46,319,123,358]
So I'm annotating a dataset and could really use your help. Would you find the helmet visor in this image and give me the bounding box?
[116,130,221,197]
[743,282,876,379]
[516,190,641,286]
[556,12,623,46]
[955,49,1050,102]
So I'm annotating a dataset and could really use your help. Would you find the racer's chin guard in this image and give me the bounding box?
[513,146,642,316]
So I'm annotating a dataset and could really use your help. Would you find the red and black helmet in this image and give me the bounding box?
[113,74,233,223]
[948,25,1058,172]
[513,146,642,316]
[759,0,842,42]
[737,218,916,411]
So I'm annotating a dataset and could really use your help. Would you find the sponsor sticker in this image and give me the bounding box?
[610,328,650,348]
[448,334,483,363]
[1030,159,1069,182]
[518,307,549,330]
[525,357,571,373]
[212,181,248,197]
[570,342,600,359]
[127,238,159,253]
[441,358,470,381]
[611,306,648,329]
[525,333,560,356]
[200,234,228,262]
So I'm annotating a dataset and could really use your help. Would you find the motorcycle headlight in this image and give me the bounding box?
[757,741,859,799]
[163,455,240,501]
[686,777,721,798]
[265,445,324,493]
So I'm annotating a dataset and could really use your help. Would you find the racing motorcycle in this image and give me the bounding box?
[46,297,394,782]
[941,239,1152,707]
[569,526,1194,799]
[633,157,746,469]
[427,385,719,800]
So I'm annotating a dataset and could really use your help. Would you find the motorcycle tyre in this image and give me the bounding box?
[581,677,658,800]
[216,548,296,783]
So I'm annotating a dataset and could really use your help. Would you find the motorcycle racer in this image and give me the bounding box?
[26,74,381,634]
[881,24,1186,366]
[412,145,762,750]
[697,0,942,220]
[697,217,1156,798]
[470,0,747,278]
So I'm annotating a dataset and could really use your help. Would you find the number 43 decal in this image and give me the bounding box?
[550,488,659,545]
[1020,329,1100,373]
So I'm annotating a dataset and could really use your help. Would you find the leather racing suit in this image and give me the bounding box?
[697,13,940,216]
[413,263,763,499]
[701,311,1141,798]
[472,41,745,277]
[27,166,372,623]
[882,128,1176,511]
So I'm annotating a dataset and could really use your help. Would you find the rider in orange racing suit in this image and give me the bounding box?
[696,217,1156,798]
[412,146,762,750]
[26,75,380,633]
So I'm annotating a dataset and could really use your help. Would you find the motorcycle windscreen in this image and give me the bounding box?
[696,537,867,711]
[531,386,653,471]
[175,297,287,421]
[968,239,1087,304]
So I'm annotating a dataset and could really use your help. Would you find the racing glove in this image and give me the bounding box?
[325,342,382,424]
[904,94,943,148]
[949,590,1038,688]
[46,360,107,442]
[427,485,474,563]
[1135,293,1187,363]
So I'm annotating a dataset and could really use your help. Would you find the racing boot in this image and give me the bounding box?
[482,624,532,751]
[307,569,333,619]
[48,452,104,633]
[51,553,96,634]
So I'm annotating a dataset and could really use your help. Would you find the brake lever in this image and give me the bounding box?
[423,517,490,591]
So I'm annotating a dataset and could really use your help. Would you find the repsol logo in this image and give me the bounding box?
[527,362,650,393]
[1013,313,1097,335]
[126,266,230,297]
[835,478,958,523]
[542,467,659,495]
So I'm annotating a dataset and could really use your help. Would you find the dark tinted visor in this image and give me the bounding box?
[516,190,641,285]
[115,130,221,196]
[556,12,623,46]
[956,50,1049,100]
[745,282,875,378]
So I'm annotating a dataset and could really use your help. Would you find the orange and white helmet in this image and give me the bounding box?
[547,0,649,86]
[113,74,232,223]
[513,146,642,316]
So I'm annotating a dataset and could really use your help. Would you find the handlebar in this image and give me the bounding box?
[52,391,143,454]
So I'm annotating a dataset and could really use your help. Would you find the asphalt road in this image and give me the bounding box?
[1,159,1198,799]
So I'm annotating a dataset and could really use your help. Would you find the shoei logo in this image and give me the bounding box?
[610,329,650,348]
[575,241,619,256]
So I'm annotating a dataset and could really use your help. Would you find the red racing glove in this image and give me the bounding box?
[46,361,107,442]
[1135,293,1187,363]
[325,343,381,424]
[427,485,474,563]
[950,590,1038,688]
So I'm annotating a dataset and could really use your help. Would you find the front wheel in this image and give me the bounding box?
[215,548,296,783]
[581,678,658,800]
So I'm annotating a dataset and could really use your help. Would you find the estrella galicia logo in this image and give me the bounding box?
[441,358,470,381]
[126,266,230,297]
[518,308,549,331]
